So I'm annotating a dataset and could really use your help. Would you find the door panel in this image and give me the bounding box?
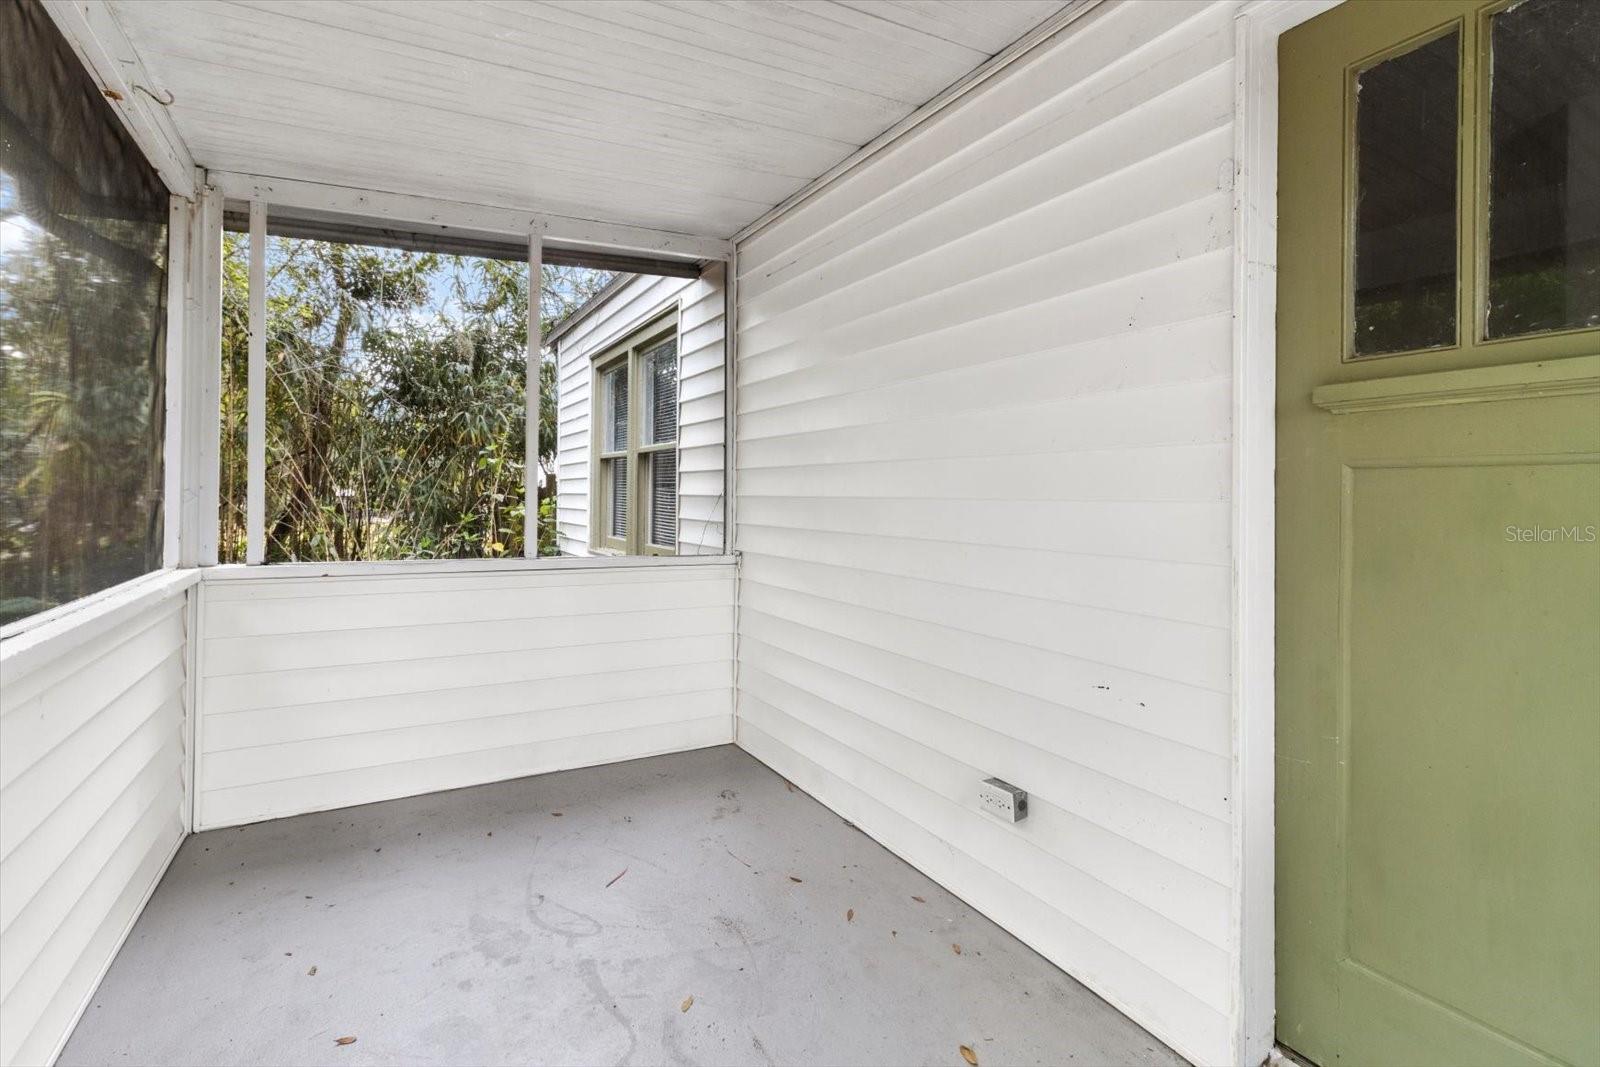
[1277,2,1600,1064]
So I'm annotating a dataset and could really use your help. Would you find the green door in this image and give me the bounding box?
[1276,1,1600,1064]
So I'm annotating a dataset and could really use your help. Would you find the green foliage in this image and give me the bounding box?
[218,234,611,562]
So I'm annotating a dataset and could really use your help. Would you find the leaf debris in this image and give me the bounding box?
[680,995,694,1013]
[334,1036,357,1047]
[846,908,855,922]
[959,1045,978,1066]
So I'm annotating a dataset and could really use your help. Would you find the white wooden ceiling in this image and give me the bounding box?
[107,0,1069,238]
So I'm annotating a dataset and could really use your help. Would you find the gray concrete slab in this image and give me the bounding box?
[60,745,1186,1067]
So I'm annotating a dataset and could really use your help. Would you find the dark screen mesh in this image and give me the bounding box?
[1,0,169,625]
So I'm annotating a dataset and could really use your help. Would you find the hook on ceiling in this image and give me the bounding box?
[132,83,176,106]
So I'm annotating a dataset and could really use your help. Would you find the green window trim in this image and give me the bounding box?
[589,311,680,556]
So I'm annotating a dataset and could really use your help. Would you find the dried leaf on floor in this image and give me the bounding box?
[911,896,926,903]
[308,965,317,976]
[959,1044,978,1066]
[681,995,694,1013]
[846,908,855,922]
[606,868,628,888]
[334,1036,357,1047]
[952,943,962,955]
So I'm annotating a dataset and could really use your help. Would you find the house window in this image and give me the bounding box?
[593,316,678,555]
[0,1,170,626]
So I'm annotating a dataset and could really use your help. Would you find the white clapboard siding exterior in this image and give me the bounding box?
[194,562,736,829]
[732,2,1239,1062]
[555,265,726,556]
[0,578,192,1067]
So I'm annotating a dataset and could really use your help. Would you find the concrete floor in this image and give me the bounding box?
[61,745,1184,1067]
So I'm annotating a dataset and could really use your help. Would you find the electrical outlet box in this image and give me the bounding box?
[978,777,1028,823]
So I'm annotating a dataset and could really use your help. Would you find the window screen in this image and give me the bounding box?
[1,1,169,625]
[217,234,530,562]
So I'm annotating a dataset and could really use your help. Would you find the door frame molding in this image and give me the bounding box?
[1230,2,1343,1062]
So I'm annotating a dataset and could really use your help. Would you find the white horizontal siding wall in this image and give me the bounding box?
[194,562,736,829]
[732,1,1239,1062]
[0,577,193,1067]
[555,266,727,556]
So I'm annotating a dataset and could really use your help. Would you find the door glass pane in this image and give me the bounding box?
[1352,30,1460,356]
[642,337,677,445]
[1486,0,1600,338]
[603,364,627,452]
[649,451,677,549]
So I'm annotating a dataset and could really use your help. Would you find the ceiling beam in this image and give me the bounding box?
[41,0,197,199]
[208,172,732,262]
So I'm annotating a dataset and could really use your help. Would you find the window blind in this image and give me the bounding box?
[643,337,678,445]
[650,452,677,548]
[609,458,627,539]
[604,366,629,452]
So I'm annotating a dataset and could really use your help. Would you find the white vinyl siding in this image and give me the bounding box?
[0,583,191,1067]
[556,266,726,556]
[731,2,1238,1063]
[193,563,736,829]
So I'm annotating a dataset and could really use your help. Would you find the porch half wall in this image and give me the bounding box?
[192,562,736,830]
[732,1,1239,1062]
[0,575,194,1067]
